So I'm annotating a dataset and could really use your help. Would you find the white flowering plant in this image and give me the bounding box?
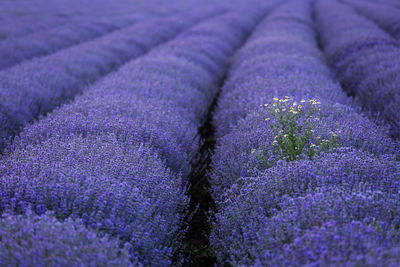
[252,96,340,166]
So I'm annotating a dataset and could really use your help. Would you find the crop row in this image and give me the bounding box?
[360,0,400,8]
[0,0,225,71]
[315,0,400,137]
[0,0,177,41]
[209,0,400,265]
[0,210,133,266]
[0,4,275,265]
[0,0,130,40]
[343,0,400,39]
[0,9,220,151]
[0,13,146,71]
[1,0,400,265]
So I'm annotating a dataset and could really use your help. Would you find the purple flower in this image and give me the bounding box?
[0,209,134,266]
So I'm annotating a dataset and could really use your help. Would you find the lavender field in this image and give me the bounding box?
[0,0,400,266]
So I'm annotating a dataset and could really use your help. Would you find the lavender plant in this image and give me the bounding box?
[209,0,400,265]
[211,151,400,265]
[0,210,134,266]
[315,0,400,137]
[344,0,400,40]
[0,10,213,151]
[210,0,398,202]
[1,6,275,265]
[0,13,142,71]
[2,0,400,265]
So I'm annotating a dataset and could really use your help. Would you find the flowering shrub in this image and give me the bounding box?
[0,11,210,151]
[315,0,400,136]
[1,7,269,265]
[0,210,133,266]
[253,97,339,166]
[344,0,400,39]
[0,13,138,71]
[1,0,400,265]
[209,0,400,265]
[268,221,400,266]
[211,151,400,265]
[210,0,399,202]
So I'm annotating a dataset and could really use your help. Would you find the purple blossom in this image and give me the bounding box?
[1,7,271,264]
[0,209,134,266]
[344,0,400,40]
[209,0,400,265]
[0,11,212,151]
[1,0,399,264]
[0,14,141,71]
[315,0,400,137]
[211,151,400,265]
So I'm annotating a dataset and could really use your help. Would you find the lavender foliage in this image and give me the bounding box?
[211,0,398,201]
[11,10,269,175]
[0,0,233,71]
[345,0,400,39]
[0,0,171,40]
[315,0,400,137]
[211,151,400,265]
[213,0,348,139]
[0,210,134,266]
[268,221,400,266]
[1,135,188,265]
[0,14,142,71]
[343,0,400,39]
[1,7,271,265]
[209,0,400,265]
[0,12,210,151]
[1,0,399,265]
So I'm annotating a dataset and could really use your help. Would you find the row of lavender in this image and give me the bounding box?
[0,11,149,71]
[0,0,264,42]
[0,211,133,266]
[0,0,142,40]
[0,4,274,265]
[0,0,125,40]
[315,0,400,137]
[342,0,400,39]
[0,7,220,152]
[353,0,400,10]
[209,0,400,265]
[0,0,230,71]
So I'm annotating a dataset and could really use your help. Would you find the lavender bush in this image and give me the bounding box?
[0,11,213,151]
[344,0,400,39]
[0,0,233,71]
[212,151,400,265]
[267,221,400,266]
[0,0,167,40]
[1,6,273,265]
[1,135,188,265]
[211,0,398,201]
[213,0,348,139]
[343,0,400,39]
[315,0,400,137]
[0,14,142,71]
[1,0,399,265]
[0,210,133,266]
[210,0,400,265]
